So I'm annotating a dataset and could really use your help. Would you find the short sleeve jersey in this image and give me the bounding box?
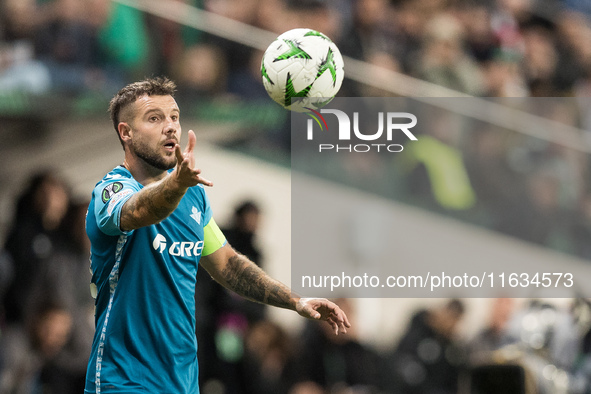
[84,166,226,394]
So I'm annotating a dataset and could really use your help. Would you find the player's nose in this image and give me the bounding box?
[163,118,177,135]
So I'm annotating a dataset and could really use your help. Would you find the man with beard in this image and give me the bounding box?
[84,77,350,394]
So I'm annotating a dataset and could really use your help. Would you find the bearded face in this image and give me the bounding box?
[124,94,181,172]
[130,135,177,171]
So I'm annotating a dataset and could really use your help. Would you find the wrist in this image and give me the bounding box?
[293,295,305,312]
[166,170,190,193]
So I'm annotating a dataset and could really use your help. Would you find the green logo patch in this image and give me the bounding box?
[101,182,123,203]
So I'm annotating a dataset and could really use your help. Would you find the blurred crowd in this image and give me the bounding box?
[2,0,591,99]
[3,172,591,394]
[0,171,94,393]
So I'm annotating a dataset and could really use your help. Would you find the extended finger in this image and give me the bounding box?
[175,144,184,164]
[342,311,351,328]
[327,303,351,328]
[325,314,346,335]
[196,174,213,187]
[184,130,196,156]
[332,309,351,329]
[338,318,348,333]
[326,317,339,335]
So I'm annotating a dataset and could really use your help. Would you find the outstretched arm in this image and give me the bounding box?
[200,244,351,335]
[120,130,212,231]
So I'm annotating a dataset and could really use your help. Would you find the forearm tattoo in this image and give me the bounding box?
[222,254,294,310]
[120,178,184,230]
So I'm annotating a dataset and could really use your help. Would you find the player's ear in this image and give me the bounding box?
[118,122,132,144]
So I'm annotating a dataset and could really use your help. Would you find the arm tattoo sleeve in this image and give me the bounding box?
[221,254,295,310]
[120,177,186,231]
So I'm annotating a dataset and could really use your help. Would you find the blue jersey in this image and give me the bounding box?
[84,166,226,394]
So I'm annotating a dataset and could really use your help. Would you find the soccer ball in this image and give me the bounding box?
[261,28,344,113]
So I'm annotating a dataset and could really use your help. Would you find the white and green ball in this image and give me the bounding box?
[261,28,344,113]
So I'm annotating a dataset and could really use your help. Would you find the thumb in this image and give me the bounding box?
[308,306,321,320]
[185,130,196,155]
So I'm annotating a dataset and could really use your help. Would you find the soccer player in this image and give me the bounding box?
[84,77,350,394]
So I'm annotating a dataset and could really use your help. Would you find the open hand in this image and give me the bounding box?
[173,130,213,188]
[296,298,351,335]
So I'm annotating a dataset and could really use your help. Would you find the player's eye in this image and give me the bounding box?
[171,115,178,121]
[150,116,159,122]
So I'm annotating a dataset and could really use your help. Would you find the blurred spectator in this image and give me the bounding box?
[556,11,591,76]
[481,49,528,96]
[390,0,429,74]
[456,1,499,64]
[174,43,229,103]
[520,23,560,96]
[294,298,382,392]
[206,0,260,27]
[22,201,94,393]
[255,0,289,34]
[222,200,263,266]
[385,299,467,394]
[1,0,52,41]
[239,320,298,394]
[416,14,485,95]
[145,0,204,77]
[202,0,259,74]
[337,0,397,62]
[0,41,51,94]
[281,0,340,43]
[0,301,73,394]
[2,171,70,324]
[469,298,517,365]
[552,12,591,95]
[399,108,477,213]
[227,49,270,100]
[91,1,150,83]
